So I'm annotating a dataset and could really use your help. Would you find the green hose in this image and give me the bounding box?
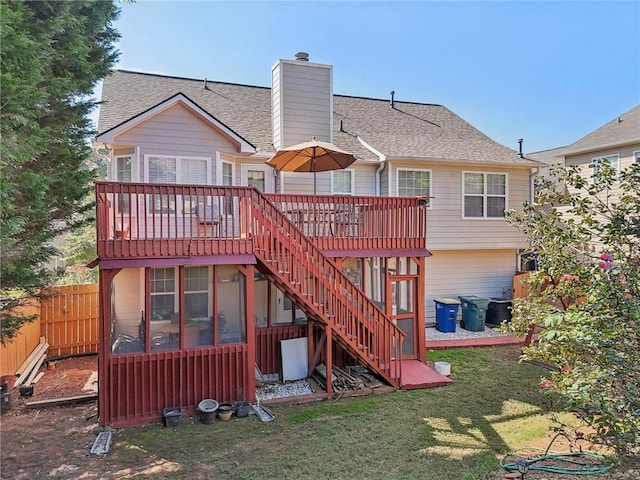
[501,447,619,475]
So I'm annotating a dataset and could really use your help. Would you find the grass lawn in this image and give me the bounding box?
[98,346,626,479]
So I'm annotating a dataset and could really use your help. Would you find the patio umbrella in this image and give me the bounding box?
[266,137,357,194]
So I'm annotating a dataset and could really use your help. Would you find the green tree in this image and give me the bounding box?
[0,1,120,342]
[505,162,640,454]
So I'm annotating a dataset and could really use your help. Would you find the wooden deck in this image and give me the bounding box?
[95,182,429,261]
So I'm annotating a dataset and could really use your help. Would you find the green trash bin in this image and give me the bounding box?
[457,295,489,332]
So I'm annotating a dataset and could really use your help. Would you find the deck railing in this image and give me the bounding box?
[96,182,428,259]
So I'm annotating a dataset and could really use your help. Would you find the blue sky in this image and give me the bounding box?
[103,1,640,154]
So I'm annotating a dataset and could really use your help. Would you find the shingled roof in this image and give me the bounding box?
[98,70,537,167]
[562,104,640,156]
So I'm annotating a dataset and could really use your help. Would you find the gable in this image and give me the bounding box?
[96,92,255,153]
[114,103,241,155]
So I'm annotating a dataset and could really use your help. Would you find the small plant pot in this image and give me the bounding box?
[217,403,233,421]
[234,401,252,418]
[198,399,218,425]
[162,406,182,427]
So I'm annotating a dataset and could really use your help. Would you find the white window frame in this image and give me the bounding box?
[241,163,274,192]
[462,171,508,219]
[592,154,620,183]
[396,168,432,209]
[632,151,640,165]
[331,169,355,195]
[216,153,235,186]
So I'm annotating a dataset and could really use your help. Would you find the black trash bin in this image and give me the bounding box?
[458,295,489,332]
[486,298,512,326]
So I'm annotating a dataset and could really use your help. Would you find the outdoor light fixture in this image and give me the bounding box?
[515,460,529,478]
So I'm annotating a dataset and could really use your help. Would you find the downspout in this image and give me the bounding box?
[356,136,387,196]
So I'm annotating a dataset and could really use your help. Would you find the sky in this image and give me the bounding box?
[101,0,640,154]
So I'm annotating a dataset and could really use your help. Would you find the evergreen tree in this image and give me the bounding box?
[0,0,120,342]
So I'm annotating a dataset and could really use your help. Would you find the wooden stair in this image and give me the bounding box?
[250,192,404,387]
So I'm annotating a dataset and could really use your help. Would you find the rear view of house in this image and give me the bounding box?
[93,53,540,427]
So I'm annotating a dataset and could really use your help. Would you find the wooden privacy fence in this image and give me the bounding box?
[1,284,99,376]
[0,304,41,377]
[40,283,99,357]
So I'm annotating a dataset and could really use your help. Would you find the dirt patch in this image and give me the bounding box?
[1,355,101,479]
[30,355,99,401]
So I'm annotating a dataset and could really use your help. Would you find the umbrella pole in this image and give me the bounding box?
[312,148,317,195]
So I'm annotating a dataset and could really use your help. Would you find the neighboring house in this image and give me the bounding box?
[93,53,542,427]
[559,104,640,184]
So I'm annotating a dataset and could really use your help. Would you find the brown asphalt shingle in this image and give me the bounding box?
[99,70,538,166]
[561,104,640,156]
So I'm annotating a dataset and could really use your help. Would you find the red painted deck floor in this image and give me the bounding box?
[398,360,453,389]
[398,332,527,390]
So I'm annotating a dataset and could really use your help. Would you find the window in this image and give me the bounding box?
[150,267,176,321]
[222,161,233,186]
[633,151,640,165]
[149,156,177,184]
[246,169,266,191]
[463,172,507,218]
[146,155,210,213]
[397,169,431,200]
[116,156,132,182]
[332,170,354,194]
[592,154,620,182]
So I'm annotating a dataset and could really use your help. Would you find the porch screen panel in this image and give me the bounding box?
[217,266,246,344]
[149,267,178,351]
[185,266,212,347]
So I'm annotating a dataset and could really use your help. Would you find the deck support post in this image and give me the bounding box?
[244,265,256,403]
[325,325,333,399]
[98,268,120,427]
[307,329,326,377]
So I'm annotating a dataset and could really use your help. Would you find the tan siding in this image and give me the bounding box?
[424,249,516,325]
[281,164,378,195]
[272,60,332,148]
[114,103,239,181]
[352,164,377,195]
[271,66,282,148]
[387,163,530,250]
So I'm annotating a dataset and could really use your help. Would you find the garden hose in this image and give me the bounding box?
[501,447,619,476]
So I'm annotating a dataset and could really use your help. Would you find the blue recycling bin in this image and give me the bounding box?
[458,295,490,332]
[434,298,461,333]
